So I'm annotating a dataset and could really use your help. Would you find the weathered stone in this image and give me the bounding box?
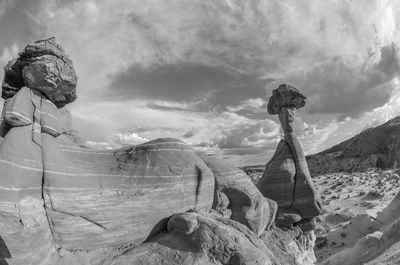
[22,54,77,107]
[1,59,27,99]
[44,137,215,250]
[2,37,77,108]
[258,84,322,229]
[201,154,277,235]
[106,210,278,265]
[0,41,320,265]
[267,84,305,115]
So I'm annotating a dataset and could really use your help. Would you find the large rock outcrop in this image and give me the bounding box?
[0,39,318,265]
[257,84,322,228]
[307,116,400,174]
[200,155,277,235]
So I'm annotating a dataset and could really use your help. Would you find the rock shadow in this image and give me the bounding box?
[0,236,10,265]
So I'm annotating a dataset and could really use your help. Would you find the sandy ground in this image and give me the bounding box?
[242,166,400,264]
[312,169,400,263]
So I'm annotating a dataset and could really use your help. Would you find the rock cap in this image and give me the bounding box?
[2,37,77,108]
[267,84,306,115]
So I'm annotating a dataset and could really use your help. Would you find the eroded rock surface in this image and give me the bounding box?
[2,37,77,107]
[0,40,318,265]
[258,84,322,228]
[201,155,277,235]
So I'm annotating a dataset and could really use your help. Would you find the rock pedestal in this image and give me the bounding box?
[258,84,322,228]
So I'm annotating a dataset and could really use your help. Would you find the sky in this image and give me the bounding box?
[0,0,400,166]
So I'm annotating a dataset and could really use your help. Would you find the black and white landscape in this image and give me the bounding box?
[0,1,399,265]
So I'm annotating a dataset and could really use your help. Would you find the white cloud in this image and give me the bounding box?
[226,98,267,113]
[16,0,400,164]
[0,43,18,81]
[113,132,148,146]
[0,0,14,18]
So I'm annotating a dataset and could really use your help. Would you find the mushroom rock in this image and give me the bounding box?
[257,84,322,229]
[200,154,277,235]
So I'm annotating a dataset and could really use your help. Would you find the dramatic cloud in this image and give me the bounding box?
[285,44,400,118]
[113,132,149,146]
[1,0,400,164]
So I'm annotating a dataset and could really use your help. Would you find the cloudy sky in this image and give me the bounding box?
[0,0,400,166]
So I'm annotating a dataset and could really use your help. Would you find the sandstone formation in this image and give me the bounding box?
[0,39,319,265]
[257,84,322,228]
[307,116,400,174]
[200,155,277,235]
[105,210,317,265]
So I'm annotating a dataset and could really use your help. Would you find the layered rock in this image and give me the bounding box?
[0,39,319,265]
[258,84,322,228]
[307,116,400,174]
[45,137,215,250]
[200,155,277,235]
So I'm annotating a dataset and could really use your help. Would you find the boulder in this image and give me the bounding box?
[267,84,305,115]
[2,38,77,108]
[105,210,278,265]
[201,154,277,235]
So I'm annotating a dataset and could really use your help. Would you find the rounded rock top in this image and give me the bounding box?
[267,84,306,115]
[2,37,77,108]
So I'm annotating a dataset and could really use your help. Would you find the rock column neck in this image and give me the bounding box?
[278,107,308,173]
[278,107,311,206]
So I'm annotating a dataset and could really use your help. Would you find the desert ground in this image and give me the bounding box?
[243,166,400,265]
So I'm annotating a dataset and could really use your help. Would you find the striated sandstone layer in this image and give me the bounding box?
[0,39,318,265]
[45,137,215,250]
[200,155,277,235]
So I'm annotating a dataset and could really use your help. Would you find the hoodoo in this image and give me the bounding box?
[258,84,322,229]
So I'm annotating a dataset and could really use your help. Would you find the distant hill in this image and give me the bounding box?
[307,116,400,174]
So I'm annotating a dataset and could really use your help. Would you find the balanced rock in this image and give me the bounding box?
[2,37,77,108]
[258,84,322,228]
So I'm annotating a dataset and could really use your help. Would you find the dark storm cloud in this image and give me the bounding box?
[287,44,400,118]
[0,0,44,50]
[108,63,270,110]
[182,130,196,138]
